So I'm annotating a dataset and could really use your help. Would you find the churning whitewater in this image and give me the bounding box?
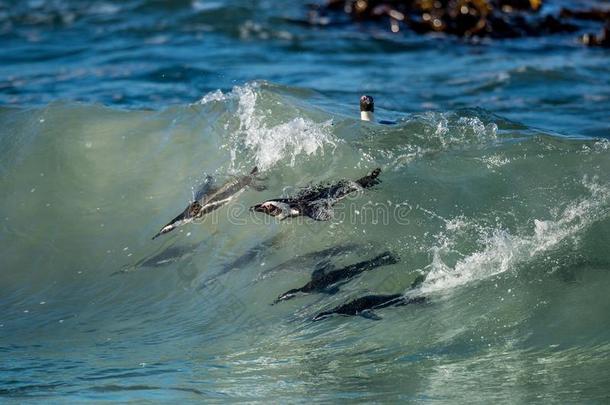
[1,82,610,402]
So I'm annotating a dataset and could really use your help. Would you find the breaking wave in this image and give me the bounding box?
[1,81,610,402]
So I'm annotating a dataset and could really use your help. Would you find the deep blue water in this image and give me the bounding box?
[1,0,610,403]
[2,0,609,136]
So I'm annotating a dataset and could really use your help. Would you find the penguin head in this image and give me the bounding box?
[188,201,203,218]
[312,311,333,321]
[273,289,300,304]
[360,95,374,112]
[251,201,295,219]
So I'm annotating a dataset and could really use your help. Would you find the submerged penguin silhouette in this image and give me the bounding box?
[251,168,381,221]
[274,251,399,304]
[153,167,262,239]
[253,243,363,283]
[312,294,426,321]
[313,275,427,321]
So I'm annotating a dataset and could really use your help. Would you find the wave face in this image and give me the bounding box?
[1,82,610,402]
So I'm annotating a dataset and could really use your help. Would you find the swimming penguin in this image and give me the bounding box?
[360,95,375,122]
[360,95,397,125]
[312,273,427,320]
[312,294,426,321]
[252,243,364,283]
[273,251,399,303]
[153,167,262,239]
[251,168,381,221]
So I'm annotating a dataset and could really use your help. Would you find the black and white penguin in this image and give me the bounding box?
[153,167,262,239]
[360,95,397,125]
[251,168,381,221]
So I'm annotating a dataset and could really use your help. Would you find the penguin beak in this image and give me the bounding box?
[152,224,175,240]
[273,289,300,304]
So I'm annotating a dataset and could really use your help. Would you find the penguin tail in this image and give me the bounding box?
[356,168,382,188]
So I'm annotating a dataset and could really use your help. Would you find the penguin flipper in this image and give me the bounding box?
[359,310,382,320]
[312,260,334,278]
[194,175,215,201]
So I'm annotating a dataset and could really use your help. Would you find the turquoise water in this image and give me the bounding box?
[1,1,610,403]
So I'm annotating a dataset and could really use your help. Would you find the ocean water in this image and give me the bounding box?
[1,0,610,403]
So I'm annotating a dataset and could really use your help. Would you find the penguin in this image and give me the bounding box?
[312,274,427,320]
[153,167,262,239]
[273,251,399,303]
[252,243,363,283]
[251,168,381,221]
[312,294,426,321]
[360,95,397,125]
